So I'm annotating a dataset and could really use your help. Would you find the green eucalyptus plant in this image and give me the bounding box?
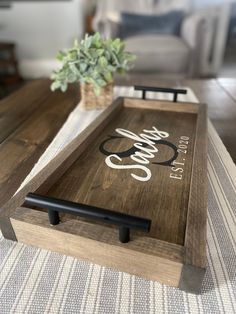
[51,32,136,95]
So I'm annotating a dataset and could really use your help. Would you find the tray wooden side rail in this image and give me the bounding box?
[0,95,207,294]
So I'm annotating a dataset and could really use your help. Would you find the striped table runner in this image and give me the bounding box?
[0,87,236,313]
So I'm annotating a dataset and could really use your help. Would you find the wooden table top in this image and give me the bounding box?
[0,78,235,207]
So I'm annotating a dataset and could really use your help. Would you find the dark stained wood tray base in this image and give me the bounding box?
[0,96,207,294]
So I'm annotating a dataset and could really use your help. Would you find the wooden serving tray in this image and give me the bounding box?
[0,94,207,294]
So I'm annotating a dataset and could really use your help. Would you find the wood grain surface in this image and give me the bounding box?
[11,207,183,287]
[12,207,185,263]
[0,98,123,240]
[184,104,207,268]
[0,80,80,206]
[46,100,199,245]
[0,80,50,143]
[124,98,198,113]
[116,76,236,163]
[184,80,236,158]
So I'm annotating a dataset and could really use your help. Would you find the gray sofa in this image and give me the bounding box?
[92,0,220,78]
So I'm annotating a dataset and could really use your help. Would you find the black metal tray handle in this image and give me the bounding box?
[25,193,151,243]
[134,85,187,102]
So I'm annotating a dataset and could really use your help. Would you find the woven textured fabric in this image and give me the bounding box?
[80,83,113,110]
[1,87,236,313]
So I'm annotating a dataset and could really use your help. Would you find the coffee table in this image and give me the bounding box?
[0,78,235,208]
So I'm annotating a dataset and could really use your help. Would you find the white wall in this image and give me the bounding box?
[0,0,85,78]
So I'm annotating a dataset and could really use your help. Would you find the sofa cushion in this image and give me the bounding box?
[125,35,190,73]
[119,11,185,39]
